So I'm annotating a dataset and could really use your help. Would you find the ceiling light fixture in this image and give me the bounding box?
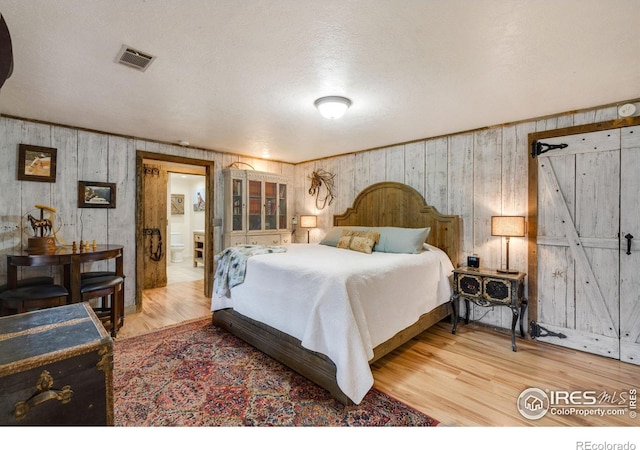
[314,96,352,119]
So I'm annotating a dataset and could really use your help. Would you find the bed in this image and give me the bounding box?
[211,182,460,405]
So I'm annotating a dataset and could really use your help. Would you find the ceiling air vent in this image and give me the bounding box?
[115,45,155,72]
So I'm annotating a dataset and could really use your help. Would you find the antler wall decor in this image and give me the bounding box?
[308,169,336,210]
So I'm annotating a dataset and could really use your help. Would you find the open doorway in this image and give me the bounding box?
[135,151,214,315]
[167,172,206,285]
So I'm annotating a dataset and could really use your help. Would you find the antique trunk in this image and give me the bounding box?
[0,302,113,425]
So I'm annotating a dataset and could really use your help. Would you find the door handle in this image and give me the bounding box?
[625,233,634,255]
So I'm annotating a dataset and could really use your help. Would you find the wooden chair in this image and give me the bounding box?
[80,275,124,337]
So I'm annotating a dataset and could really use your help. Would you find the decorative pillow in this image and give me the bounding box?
[349,236,377,254]
[341,229,380,243]
[337,234,377,254]
[373,227,431,254]
[319,226,370,247]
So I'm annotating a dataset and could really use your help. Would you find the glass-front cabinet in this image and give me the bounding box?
[223,168,291,249]
[231,178,244,231]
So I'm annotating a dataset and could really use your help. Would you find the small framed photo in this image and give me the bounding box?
[78,181,116,208]
[17,144,57,183]
[193,191,205,212]
[171,194,184,215]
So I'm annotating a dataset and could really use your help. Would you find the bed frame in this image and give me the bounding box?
[212,182,461,404]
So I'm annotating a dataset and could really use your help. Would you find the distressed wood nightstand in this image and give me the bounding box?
[451,267,527,351]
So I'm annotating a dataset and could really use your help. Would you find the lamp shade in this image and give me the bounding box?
[299,215,317,228]
[314,96,351,119]
[491,216,525,237]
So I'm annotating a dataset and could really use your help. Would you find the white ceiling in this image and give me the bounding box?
[0,0,638,163]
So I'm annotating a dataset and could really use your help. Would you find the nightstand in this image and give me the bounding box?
[451,267,527,351]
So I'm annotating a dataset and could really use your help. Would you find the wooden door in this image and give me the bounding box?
[535,129,621,359]
[620,125,640,364]
[142,163,168,289]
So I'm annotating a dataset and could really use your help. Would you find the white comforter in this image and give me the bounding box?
[211,243,454,404]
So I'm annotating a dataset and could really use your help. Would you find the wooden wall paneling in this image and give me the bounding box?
[280,160,296,231]
[291,162,304,243]
[472,128,503,326]
[19,121,55,280]
[292,161,306,219]
[447,133,474,259]
[292,161,313,243]
[369,148,386,185]
[425,136,448,213]
[354,151,370,196]
[403,140,425,196]
[107,135,136,308]
[0,118,21,284]
[315,156,339,239]
[594,105,619,123]
[50,127,78,247]
[573,110,597,126]
[501,123,535,273]
[334,154,355,220]
[213,153,235,255]
[385,144,405,183]
[557,114,574,129]
[499,123,532,326]
[77,131,109,273]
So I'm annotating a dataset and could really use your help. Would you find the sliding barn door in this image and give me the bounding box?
[620,126,640,364]
[142,163,168,289]
[535,125,640,365]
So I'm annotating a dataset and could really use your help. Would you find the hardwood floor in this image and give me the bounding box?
[115,283,640,427]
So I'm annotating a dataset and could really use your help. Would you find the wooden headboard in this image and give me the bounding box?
[333,182,461,267]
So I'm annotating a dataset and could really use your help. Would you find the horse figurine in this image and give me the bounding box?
[27,213,52,237]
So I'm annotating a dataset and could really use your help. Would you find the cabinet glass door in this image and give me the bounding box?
[232,178,244,231]
[264,182,277,230]
[248,180,262,230]
[278,184,287,229]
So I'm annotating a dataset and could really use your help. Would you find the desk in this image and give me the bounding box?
[6,245,124,327]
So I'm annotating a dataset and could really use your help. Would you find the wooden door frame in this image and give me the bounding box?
[135,151,215,312]
[527,116,640,322]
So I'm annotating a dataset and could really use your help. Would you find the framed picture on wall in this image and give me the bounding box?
[17,144,57,183]
[78,181,116,208]
[171,194,185,215]
[193,191,205,212]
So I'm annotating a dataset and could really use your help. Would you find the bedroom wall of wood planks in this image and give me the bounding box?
[292,103,622,332]
[0,101,622,330]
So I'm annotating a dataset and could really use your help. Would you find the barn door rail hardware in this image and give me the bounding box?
[530,321,567,339]
[531,141,568,158]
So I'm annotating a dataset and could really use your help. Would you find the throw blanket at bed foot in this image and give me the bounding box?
[214,245,287,297]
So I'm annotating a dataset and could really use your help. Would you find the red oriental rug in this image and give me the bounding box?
[113,317,439,426]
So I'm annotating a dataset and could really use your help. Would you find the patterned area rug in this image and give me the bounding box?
[114,317,438,426]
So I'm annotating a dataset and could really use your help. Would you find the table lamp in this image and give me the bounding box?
[299,215,317,243]
[491,216,525,274]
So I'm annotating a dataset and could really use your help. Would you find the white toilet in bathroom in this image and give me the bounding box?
[170,232,185,263]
